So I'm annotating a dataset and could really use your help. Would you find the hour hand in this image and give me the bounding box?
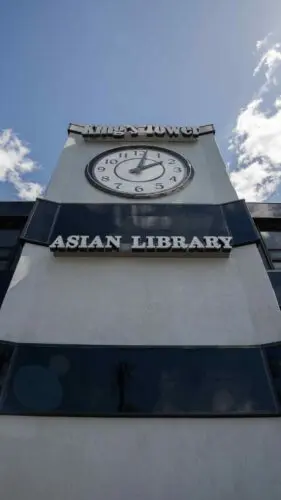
[130,160,163,174]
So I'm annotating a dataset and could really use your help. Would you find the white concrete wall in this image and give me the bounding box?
[0,242,280,345]
[44,133,238,205]
[0,416,281,500]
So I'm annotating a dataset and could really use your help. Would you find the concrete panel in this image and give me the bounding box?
[0,243,280,345]
[0,416,280,500]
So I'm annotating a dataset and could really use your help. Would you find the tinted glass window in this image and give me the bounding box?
[256,243,272,270]
[2,344,275,416]
[268,271,281,306]
[0,249,14,259]
[0,261,9,271]
[0,270,16,305]
[261,232,281,250]
[263,345,281,410]
[22,201,264,250]
[51,204,230,246]
[0,230,21,247]
[0,203,33,218]
[273,262,281,270]
[223,200,260,247]
[0,342,15,401]
[22,199,59,244]
[269,251,281,260]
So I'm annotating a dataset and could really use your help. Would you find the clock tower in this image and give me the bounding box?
[0,123,280,500]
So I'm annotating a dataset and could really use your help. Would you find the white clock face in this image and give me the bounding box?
[85,146,194,198]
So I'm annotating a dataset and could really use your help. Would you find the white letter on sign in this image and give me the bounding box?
[155,236,172,249]
[105,235,121,249]
[218,236,232,249]
[131,236,146,249]
[66,235,80,249]
[50,236,65,250]
[203,236,221,249]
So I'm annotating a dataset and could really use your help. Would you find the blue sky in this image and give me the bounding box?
[1,0,281,201]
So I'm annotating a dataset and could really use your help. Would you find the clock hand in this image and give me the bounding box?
[136,150,148,170]
[129,160,163,174]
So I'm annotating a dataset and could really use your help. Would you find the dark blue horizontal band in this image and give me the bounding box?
[21,199,260,249]
[0,341,280,417]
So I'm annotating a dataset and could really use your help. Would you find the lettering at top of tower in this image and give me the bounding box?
[68,123,215,141]
[82,125,198,139]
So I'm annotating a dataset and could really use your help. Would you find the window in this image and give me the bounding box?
[268,271,281,306]
[0,342,15,399]
[272,262,281,270]
[21,199,58,244]
[23,201,231,247]
[0,230,21,272]
[261,232,281,269]
[0,230,21,247]
[261,231,281,250]
[2,343,276,416]
[0,220,28,307]
[263,345,281,410]
[222,200,260,247]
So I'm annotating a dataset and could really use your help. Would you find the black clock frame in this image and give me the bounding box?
[85,145,194,199]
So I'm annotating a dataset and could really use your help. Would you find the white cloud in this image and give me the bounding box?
[256,33,272,51]
[0,129,44,200]
[229,35,281,202]
[253,43,281,92]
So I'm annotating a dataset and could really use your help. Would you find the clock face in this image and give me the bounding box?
[85,145,194,198]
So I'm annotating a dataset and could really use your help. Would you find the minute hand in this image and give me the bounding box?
[130,161,163,173]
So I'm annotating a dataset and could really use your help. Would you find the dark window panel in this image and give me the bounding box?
[2,344,276,416]
[21,200,281,250]
[0,342,16,407]
[0,249,14,259]
[0,242,23,307]
[52,203,230,245]
[263,345,281,410]
[23,201,231,246]
[261,232,281,250]
[0,202,33,218]
[22,199,59,245]
[0,216,28,230]
[0,261,9,271]
[267,271,281,306]
[0,270,15,306]
[223,200,260,247]
[269,251,281,260]
[255,233,273,269]
[273,262,281,270]
[0,230,21,247]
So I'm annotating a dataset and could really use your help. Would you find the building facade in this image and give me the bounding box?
[0,124,281,500]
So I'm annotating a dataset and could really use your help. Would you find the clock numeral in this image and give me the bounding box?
[155,183,164,190]
[173,166,182,173]
[157,152,161,158]
[119,152,128,158]
[169,176,177,182]
[135,185,144,192]
[97,166,106,172]
[168,159,176,164]
[114,183,122,189]
[105,159,118,164]
[101,176,110,182]
[134,150,145,156]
